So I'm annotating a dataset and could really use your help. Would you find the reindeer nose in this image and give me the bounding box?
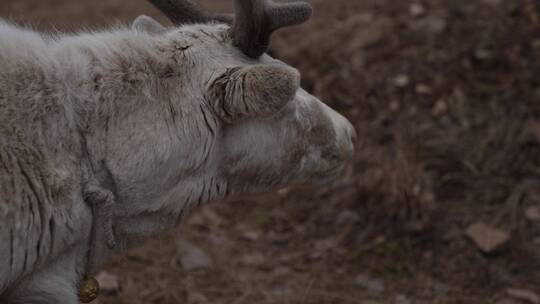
[319,102,356,161]
[336,114,356,160]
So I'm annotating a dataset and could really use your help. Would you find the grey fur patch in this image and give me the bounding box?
[132,15,166,35]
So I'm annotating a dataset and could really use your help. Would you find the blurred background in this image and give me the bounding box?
[1,0,539,303]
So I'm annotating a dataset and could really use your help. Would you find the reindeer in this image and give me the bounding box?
[0,0,356,303]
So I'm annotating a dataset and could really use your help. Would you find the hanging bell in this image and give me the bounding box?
[79,277,100,303]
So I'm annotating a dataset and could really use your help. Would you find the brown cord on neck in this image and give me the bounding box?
[78,114,117,303]
[79,180,117,303]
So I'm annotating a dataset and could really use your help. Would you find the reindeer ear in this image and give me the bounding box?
[133,15,166,34]
[212,64,300,123]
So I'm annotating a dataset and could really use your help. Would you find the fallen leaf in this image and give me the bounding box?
[507,288,540,304]
[465,222,510,253]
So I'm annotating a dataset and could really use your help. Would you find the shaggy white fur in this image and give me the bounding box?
[0,16,355,303]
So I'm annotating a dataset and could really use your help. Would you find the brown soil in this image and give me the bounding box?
[1,0,539,303]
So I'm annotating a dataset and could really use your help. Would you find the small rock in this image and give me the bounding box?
[415,83,433,95]
[465,222,510,253]
[277,187,292,197]
[310,238,337,260]
[395,294,411,304]
[187,213,205,226]
[242,230,261,241]
[355,27,384,49]
[432,282,450,296]
[409,3,426,17]
[189,208,224,227]
[95,271,120,295]
[241,252,265,266]
[534,237,540,245]
[525,206,540,221]
[355,273,385,294]
[506,288,540,304]
[527,121,540,142]
[206,232,228,245]
[336,210,360,225]
[268,231,291,246]
[188,292,208,303]
[495,298,522,304]
[273,266,292,276]
[350,19,386,49]
[481,0,502,6]
[268,287,294,298]
[201,208,224,227]
[474,49,493,60]
[356,13,375,23]
[394,74,410,87]
[176,239,213,271]
[413,15,447,34]
[389,100,400,111]
[314,238,336,252]
[432,99,448,116]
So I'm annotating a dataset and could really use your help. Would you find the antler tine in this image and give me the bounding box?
[148,0,209,24]
[232,0,313,58]
[148,0,312,58]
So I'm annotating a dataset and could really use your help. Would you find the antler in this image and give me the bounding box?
[148,0,313,59]
[148,0,209,24]
[231,0,312,58]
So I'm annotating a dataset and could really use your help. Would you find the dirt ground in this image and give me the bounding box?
[1,0,540,303]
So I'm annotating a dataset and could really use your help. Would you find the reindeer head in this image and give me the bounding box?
[106,0,355,223]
